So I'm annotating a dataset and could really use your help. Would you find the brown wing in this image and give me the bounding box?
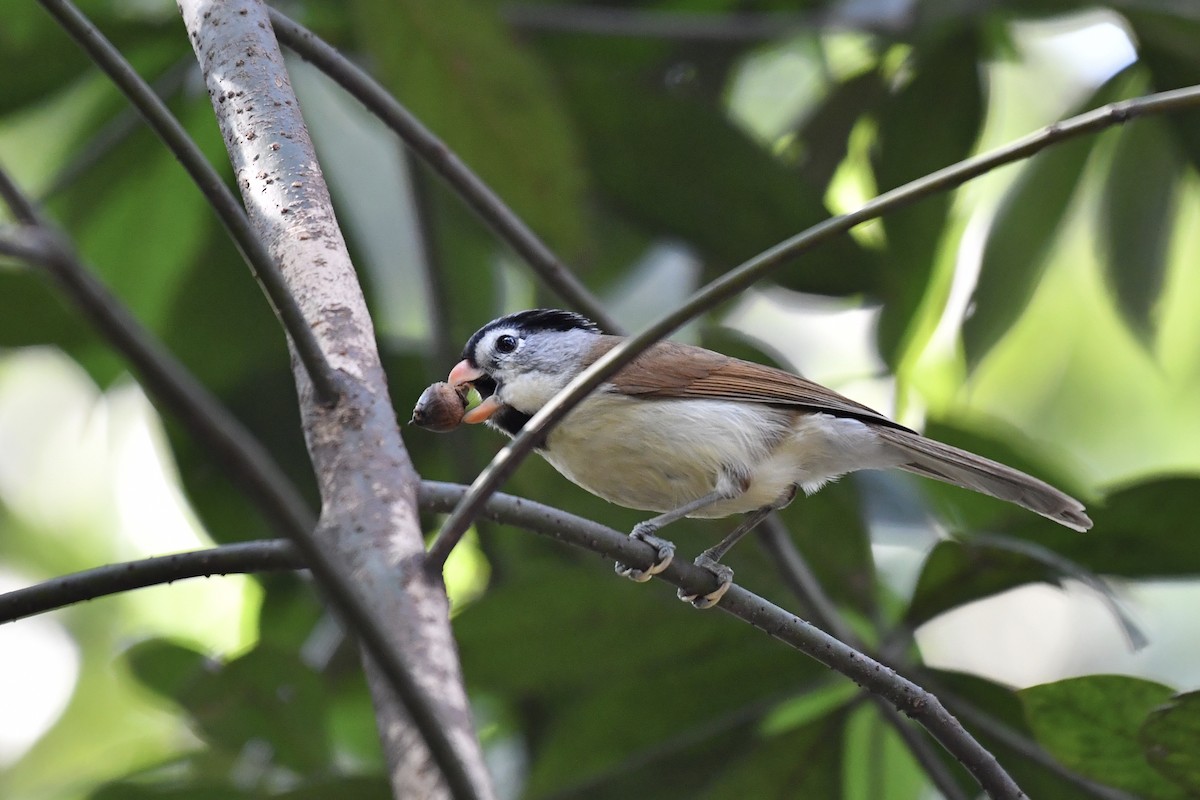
[588,336,913,432]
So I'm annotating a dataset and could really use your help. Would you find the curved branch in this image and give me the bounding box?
[267,8,621,334]
[37,0,340,404]
[2,480,1022,798]
[425,82,1200,568]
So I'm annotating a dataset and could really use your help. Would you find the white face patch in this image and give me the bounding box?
[478,327,598,414]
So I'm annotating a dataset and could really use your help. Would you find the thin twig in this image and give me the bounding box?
[0,172,481,800]
[0,168,41,223]
[0,541,301,623]
[36,0,341,404]
[267,8,621,333]
[425,83,1200,569]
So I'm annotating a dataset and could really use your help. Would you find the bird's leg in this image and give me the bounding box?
[614,488,736,583]
[677,506,774,609]
[680,484,797,609]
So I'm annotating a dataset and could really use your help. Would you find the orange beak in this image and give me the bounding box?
[448,360,503,424]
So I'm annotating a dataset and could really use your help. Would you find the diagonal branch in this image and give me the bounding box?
[756,514,1135,800]
[425,83,1200,570]
[267,8,621,334]
[37,0,340,404]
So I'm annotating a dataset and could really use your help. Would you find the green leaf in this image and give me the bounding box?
[1021,675,1185,798]
[795,69,886,191]
[126,641,333,774]
[553,51,880,296]
[774,479,876,615]
[906,538,1057,628]
[1099,115,1183,341]
[68,103,213,332]
[0,6,180,115]
[704,709,848,799]
[277,776,392,799]
[125,638,211,701]
[962,67,1135,368]
[348,0,590,258]
[874,32,983,364]
[842,702,936,800]
[1141,691,1200,793]
[926,670,1100,799]
[92,783,254,800]
[1128,12,1200,173]
[455,567,827,796]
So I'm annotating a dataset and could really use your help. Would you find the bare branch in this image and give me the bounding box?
[37,0,341,404]
[0,541,300,624]
[267,8,621,333]
[425,83,1200,570]
[176,2,493,798]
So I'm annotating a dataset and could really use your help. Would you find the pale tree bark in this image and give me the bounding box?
[176,1,494,797]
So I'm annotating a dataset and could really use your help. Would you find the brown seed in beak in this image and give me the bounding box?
[410,382,468,432]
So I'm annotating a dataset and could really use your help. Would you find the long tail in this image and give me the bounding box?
[874,427,1092,532]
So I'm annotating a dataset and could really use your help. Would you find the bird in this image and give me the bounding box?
[440,308,1091,608]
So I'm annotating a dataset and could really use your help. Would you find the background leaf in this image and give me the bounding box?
[1099,114,1183,340]
[1140,690,1200,794]
[1020,675,1184,798]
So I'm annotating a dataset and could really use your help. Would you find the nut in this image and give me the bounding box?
[410,382,468,432]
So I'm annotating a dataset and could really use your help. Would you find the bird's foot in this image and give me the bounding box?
[614,523,675,583]
[677,553,734,609]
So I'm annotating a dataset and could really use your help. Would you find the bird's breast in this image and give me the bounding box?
[538,394,798,515]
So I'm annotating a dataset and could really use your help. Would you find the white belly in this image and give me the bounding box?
[539,394,903,518]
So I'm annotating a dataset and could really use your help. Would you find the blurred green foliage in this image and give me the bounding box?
[2,0,1200,798]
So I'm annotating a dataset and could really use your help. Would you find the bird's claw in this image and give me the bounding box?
[614,526,675,583]
[677,555,734,609]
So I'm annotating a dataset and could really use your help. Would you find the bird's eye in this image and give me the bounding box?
[495,334,519,354]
